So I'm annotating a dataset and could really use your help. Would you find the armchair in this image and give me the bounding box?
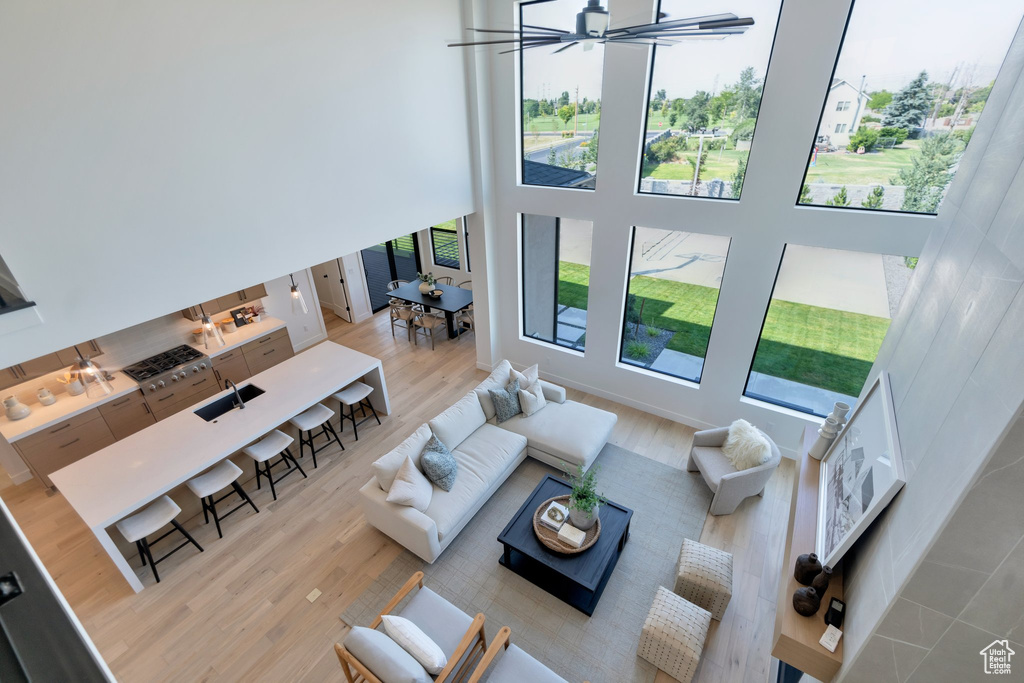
[335,571,487,683]
[468,627,586,683]
[686,426,781,516]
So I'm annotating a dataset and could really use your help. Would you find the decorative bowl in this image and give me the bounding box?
[428,289,443,299]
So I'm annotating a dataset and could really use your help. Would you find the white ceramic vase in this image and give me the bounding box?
[829,401,851,427]
[419,281,432,294]
[569,504,599,531]
[66,380,85,396]
[4,396,31,421]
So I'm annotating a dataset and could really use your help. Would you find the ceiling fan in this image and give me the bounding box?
[448,0,754,54]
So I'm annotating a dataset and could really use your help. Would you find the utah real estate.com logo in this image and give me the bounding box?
[980,639,1015,675]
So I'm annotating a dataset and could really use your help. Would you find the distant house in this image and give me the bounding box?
[817,79,869,149]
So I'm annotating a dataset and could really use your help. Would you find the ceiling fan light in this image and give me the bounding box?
[576,0,609,37]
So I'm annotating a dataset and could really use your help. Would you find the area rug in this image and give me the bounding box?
[341,443,713,683]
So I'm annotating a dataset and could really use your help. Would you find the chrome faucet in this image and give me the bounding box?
[225,379,245,409]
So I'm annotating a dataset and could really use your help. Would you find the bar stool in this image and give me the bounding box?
[332,382,381,441]
[115,495,203,584]
[243,429,306,500]
[185,460,260,538]
[289,404,343,468]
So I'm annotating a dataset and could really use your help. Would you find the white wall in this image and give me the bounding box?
[0,0,475,367]
[261,268,327,352]
[472,0,933,454]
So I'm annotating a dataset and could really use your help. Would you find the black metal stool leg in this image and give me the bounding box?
[254,461,262,490]
[141,538,159,583]
[283,447,307,478]
[365,399,381,426]
[349,403,359,441]
[232,481,259,513]
[324,420,344,452]
[265,460,278,500]
[171,520,204,553]
[207,496,223,539]
[136,540,147,567]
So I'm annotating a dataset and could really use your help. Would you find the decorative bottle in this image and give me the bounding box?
[793,586,821,616]
[794,552,822,586]
[811,566,833,595]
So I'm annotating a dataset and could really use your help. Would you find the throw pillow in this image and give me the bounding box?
[488,378,521,424]
[344,626,431,683]
[372,423,432,492]
[428,390,486,451]
[420,435,458,492]
[518,381,547,417]
[721,419,772,470]
[385,456,433,512]
[509,363,539,390]
[474,360,513,420]
[381,615,448,676]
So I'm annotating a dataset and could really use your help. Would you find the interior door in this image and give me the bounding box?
[360,234,422,313]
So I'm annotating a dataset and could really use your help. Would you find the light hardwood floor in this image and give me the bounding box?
[1,310,794,683]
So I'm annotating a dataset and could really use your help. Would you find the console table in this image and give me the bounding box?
[771,426,844,682]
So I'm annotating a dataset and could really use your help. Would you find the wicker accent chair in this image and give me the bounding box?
[468,627,587,683]
[334,572,487,683]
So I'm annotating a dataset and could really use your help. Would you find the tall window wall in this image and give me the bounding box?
[430,220,460,268]
[520,0,603,189]
[798,0,1023,214]
[638,0,783,199]
[619,228,730,383]
[521,215,593,351]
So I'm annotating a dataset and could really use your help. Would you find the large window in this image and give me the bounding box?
[0,255,33,316]
[744,245,912,416]
[360,235,421,313]
[798,0,1023,214]
[638,0,782,199]
[430,220,460,268]
[619,228,730,383]
[520,0,603,190]
[521,214,593,351]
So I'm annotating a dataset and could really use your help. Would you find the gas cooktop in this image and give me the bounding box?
[122,345,208,382]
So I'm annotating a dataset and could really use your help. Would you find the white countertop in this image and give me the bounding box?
[49,342,385,530]
[0,374,140,443]
[188,316,287,358]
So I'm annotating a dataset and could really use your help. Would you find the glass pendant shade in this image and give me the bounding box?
[79,358,113,398]
[201,313,225,349]
[291,283,308,315]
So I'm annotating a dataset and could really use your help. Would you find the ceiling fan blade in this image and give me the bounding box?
[552,41,579,54]
[606,13,738,35]
[607,38,679,47]
[448,37,562,47]
[632,27,749,38]
[522,23,569,34]
[697,17,754,29]
[498,41,564,54]
[470,28,575,36]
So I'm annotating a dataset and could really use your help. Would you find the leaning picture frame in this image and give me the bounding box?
[816,372,905,568]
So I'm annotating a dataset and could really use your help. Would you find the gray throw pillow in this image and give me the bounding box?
[420,434,458,492]
[344,626,430,683]
[488,378,521,424]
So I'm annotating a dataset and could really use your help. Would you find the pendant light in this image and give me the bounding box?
[290,273,308,315]
[77,354,113,398]
[199,303,225,349]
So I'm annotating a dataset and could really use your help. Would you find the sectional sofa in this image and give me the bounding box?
[358,360,618,563]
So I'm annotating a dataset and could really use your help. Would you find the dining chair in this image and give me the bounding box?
[386,279,409,305]
[435,276,454,286]
[390,302,417,341]
[412,305,447,350]
[456,281,474,338]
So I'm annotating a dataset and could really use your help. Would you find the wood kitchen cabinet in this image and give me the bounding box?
[98,389,156,440]
[211,349,251,386]
[149,374,220,421]
[0,340,104,389]
[182,283,269,321]
[14,409,116,487]
[241,327,293,376]
[55,340,104,366]
[0,368,23,392]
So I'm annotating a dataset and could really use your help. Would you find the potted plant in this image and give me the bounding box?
[564,464,606,531]
[417,272,436,294]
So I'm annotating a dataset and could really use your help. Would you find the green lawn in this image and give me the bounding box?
[523,113,600,133]
[556,262,890,396]
[642,149,749,183]
[804,142,919,185]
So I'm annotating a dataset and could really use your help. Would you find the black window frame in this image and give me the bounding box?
[520,214,588,353]
[463,217,471,273]
[0,255,35,317]
[429,223,460,269]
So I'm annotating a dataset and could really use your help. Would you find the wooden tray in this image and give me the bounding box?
[532,495,601,555]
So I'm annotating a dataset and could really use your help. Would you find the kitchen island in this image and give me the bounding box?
[48,341,389,592]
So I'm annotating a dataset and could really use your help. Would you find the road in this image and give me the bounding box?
[524,131,663,164]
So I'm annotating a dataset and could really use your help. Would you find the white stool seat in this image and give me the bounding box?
[116,495,181,543]
[244,430,294,463]
[290,403,334,431]
[332,382,373,406]
[186,460,243,499]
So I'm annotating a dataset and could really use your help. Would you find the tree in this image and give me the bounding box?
[668,111,678,127]
[557,105,574,128]
[847,127,880,152]
[547,147,557,166]
[878,126,909,145]
[732,67,762,120]
[882,71,931,131]
[861,185,885,209]
[799,184,813,204]
[558,91,570,108]
[731,158,747,198]
[683,91,711,130]
[867,90,893,111]
[582,128,599,167]
[825,186,851,207]
[896,133,961,212]
[729,118,756,147]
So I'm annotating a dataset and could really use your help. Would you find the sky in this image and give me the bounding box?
[521,0,1023,103]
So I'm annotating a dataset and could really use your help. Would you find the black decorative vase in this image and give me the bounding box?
[793,586,821,616]
[794,552,822,586]
[811,566,833,595]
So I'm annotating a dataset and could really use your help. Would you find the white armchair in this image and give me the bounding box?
[686,427,781,516]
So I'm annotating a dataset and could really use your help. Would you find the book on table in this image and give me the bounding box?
[539,501,569,531]
[557,524,585,549]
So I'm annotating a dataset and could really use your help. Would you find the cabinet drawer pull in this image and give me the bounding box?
[110,397,132,408]
[143,403,152,414]
[49,423,72,434]
[158,392,177,402]
[59,437,81,449]
[220,351,235,360]
[192,377,207,387]
[263,349,275,356]
[258,336,272,344]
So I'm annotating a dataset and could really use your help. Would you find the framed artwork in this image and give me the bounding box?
[816,372,905,568]
[230,308,248,327]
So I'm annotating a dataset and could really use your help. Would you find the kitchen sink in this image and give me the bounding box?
[194,384,265,422]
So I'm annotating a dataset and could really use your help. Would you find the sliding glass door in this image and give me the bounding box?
[360,234,422,313]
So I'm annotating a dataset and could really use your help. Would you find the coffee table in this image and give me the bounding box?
[497,474,633,616]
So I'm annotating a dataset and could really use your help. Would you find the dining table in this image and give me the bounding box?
[387,281,473,339]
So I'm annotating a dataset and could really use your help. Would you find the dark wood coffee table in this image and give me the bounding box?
[497,474,632,616]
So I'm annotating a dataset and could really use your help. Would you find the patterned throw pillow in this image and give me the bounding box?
[420,434,458,492]
[488,378,522,424]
